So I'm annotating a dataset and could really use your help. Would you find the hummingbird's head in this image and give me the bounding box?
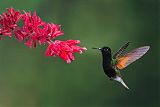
[92,46,111,55]
[92,46,112,62]
[100,47,111,54]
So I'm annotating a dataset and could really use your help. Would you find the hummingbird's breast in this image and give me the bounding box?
[102,55,117,78]
[101,49,117,78]
[103,63,117,78]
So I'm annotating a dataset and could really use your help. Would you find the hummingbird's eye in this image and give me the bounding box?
[104,48,108,51]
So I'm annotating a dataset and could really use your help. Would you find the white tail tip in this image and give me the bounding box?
[113,77,129,90]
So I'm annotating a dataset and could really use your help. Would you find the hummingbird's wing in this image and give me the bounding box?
[113,42,130,59]
[116,46,150,70]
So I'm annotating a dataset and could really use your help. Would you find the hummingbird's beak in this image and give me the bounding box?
[92,47,101,50]
[113,77,129,90]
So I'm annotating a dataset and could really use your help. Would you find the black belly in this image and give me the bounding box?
[103,66,117,78]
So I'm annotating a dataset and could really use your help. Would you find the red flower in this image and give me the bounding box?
[36,23,63,45]
[46,40,87,63]
[22,11,45,33]
[0,7,21,37]
[21,11,63,48]
[0,7,87,63]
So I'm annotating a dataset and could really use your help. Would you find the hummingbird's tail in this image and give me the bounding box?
[113,76,129,90]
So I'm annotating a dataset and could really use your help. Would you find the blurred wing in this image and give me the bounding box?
[113,42,130,59]
[116,46,150,70]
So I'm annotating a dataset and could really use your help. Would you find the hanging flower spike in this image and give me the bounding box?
[46,40,87,63]
[0,7,87,64]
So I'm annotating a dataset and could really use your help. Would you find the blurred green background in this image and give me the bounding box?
[0,0,159,107]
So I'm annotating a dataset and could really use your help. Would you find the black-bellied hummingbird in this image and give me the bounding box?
[93,42,150,90]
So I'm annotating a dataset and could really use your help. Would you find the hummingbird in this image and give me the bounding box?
[93,42,150,90]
